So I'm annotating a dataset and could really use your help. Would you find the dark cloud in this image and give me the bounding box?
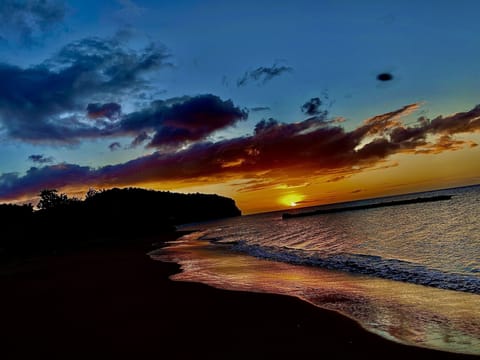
[0,34,249,149]
[301,97,324,116]
[0,0,66,46]
[428,105,480,134]
[254,118,280,135]
[120,94,248,149]
[129,131,151,148]
[1,102,480,201]
[109,142,121,151]
[0,163,92,200]
[28,154,54,164]
[0,35,171,144]
[87,102,122,121]
[301,97,321,116]
[250,106,271,112]
[237,64,293,87]
[295,199,319,206]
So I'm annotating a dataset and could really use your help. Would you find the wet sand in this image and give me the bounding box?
[1,232,477,359]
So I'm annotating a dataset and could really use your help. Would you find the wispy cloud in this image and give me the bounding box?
[237,64,293,87]
[109,142,121,151]
[115,0,145,22]
[129,131,151,148]
[250,106,271,112]
[0,0,66,46]
[28,154,54,164]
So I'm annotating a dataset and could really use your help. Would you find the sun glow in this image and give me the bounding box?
[279,193,305,208]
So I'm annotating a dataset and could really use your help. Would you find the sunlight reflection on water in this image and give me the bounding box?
[152,229,480,355]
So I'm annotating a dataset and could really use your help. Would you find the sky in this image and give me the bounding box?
[0,0,479,214]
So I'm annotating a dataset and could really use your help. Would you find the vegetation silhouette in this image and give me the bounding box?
[37,189,80,210]
[0,187,241,256]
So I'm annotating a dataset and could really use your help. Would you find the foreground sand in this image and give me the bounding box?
[1,232,477,359]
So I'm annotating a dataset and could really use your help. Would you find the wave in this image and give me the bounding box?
[223,240,480,294]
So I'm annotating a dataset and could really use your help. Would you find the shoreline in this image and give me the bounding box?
[1,231,478,359]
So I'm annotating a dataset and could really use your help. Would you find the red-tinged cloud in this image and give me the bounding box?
[87,102,121,120]
[1,102,480,202]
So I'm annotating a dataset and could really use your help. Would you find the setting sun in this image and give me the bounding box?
[279,193,305,208]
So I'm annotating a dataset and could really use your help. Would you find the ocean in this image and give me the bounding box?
[151,185,480,355]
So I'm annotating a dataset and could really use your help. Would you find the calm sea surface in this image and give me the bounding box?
[151,185,480,355]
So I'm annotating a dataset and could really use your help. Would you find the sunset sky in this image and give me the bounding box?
[0,0,479,214]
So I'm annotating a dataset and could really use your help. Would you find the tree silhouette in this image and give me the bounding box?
[0,187,241,256]
[37,189,70,210]
[85,188,99,200]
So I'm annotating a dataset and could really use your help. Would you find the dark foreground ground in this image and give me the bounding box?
[1,232,478,360]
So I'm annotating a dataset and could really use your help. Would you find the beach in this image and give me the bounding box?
[1,232,477,360]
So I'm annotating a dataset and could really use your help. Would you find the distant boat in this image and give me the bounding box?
[282,195,452,220]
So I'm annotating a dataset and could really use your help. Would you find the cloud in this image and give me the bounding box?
[250,106,271,112]
[0,163,93,200]
[237,64,293,87]
[2,150,212,200]
[86,102,122,121]
[0,35,171,144]
[1,102,480,202]
[300,96,336,123]
[115,0,145,21]
[112,25,136,42]
[428,105,480,134]
[109,142,121,151]
[28,154,54,164]
[301,97,323,116]
[0,34,245,149]
[0,0,66,46]
[0,34,249,149]
[129,131,150,148]
[120,94,248,149]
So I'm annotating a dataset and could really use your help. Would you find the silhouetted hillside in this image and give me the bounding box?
[83,187,241,225]
[0,188,241,256]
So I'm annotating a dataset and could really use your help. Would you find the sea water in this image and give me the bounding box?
[151,185,480,355]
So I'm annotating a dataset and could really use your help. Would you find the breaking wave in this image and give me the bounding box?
[221,240,480,294]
